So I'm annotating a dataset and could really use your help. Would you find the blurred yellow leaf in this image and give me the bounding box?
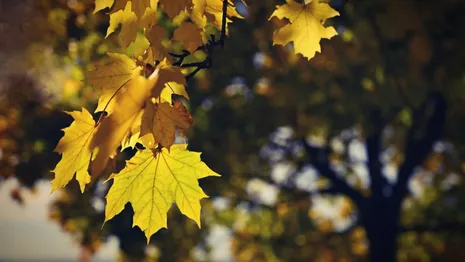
[86,52,138,115]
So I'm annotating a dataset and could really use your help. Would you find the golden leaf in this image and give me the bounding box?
[269,0,339,60]
[90,67,158,177]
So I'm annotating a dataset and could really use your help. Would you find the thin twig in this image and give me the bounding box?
[220,0,228,47]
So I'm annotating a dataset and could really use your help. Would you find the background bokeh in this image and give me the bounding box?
[1,0,465,261]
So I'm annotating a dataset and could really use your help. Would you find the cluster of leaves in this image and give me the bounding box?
[50,0,340,242]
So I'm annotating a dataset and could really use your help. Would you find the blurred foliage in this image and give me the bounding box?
[1,0,465,261]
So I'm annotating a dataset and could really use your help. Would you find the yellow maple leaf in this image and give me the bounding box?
[86,53,138,114]
[51,108,96,193]
[140,101,192,149]
[90,67,158,177]
[105,145,220,242]
[172,22,204,53]
[269,0,339,60]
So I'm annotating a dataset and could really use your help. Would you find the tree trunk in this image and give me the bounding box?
[362,201,400,262]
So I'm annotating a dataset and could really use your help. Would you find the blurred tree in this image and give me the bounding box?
[2,0,465,262]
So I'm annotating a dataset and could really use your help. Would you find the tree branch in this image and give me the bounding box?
[392,92,447,205]
[366,109,387,201]
[302,140,367,208]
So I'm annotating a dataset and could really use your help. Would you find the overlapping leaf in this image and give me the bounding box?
[90,67,158,177]
[141,101,192,149]
[86,52,137,114]
[269,0,339,60]
[105,145,220,241]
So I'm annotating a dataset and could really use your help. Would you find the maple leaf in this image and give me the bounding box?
[90,67,158,177]
[105,145,220,241]
[51,108,96,193]
[86,53,138,114]
[173,22,204,53]
[269,0,339,60]
[140,101,192,149]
